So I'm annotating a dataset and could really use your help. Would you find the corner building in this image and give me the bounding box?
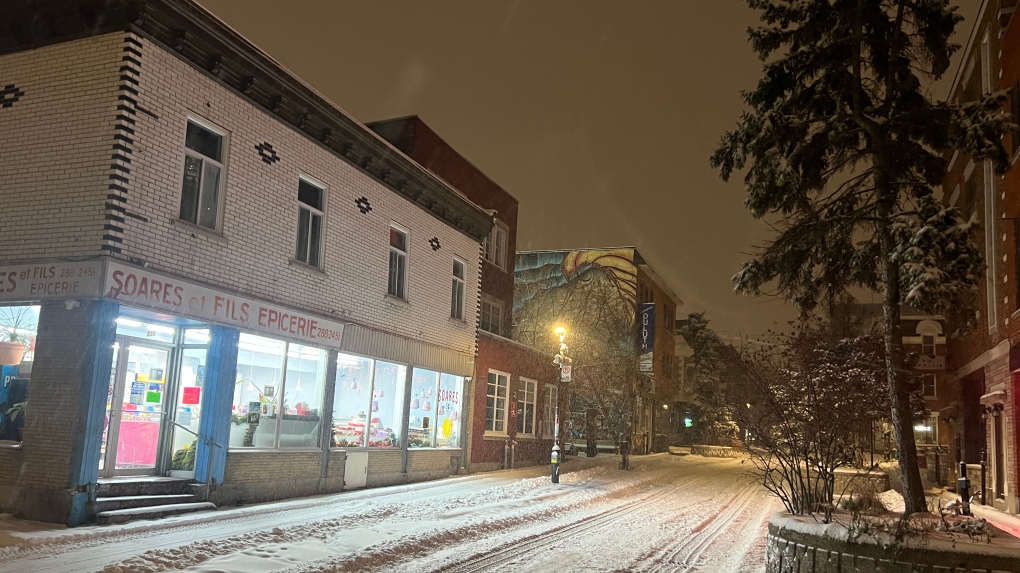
[0,0,491,525]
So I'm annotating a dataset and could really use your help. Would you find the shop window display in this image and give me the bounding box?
[231,334,286,448]
[409,369,438,447]
[368,361,405,448]
[0,305,38,443]
[332,353,373,447]
[231,333,326,449]
[436,373,463,448]
[280,343,327,448]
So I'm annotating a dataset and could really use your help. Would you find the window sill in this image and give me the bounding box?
[515,435,539,441]
[483,259,508,274]
[172,218,227,243]
[288,258,326,276]
[0,440,23,450]
[482,433,509,440]
[450,316,467,326]
[384,294,410,306]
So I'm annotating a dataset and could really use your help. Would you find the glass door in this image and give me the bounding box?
[167,329,209,477]
[101,339,172,477]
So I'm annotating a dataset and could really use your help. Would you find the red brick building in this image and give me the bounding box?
[943,0,1018,513]
[369,117,560,472]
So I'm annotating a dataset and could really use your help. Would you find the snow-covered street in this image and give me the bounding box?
[0,453,779,573]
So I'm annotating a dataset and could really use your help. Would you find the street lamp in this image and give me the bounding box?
[551,326,569,484]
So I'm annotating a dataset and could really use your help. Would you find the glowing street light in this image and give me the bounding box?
[551,326,569,484]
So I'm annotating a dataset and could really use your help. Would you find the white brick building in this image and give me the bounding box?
[0,0,490,525]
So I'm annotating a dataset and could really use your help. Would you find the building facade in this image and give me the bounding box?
[513,248,681,454]
[0,0,492,525]
[369,117,560,472]
[943,0,1018,514]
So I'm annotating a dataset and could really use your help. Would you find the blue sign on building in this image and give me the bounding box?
[639,303,655,372]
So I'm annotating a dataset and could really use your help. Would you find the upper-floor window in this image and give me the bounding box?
[922,374,937,399]
[179,119,226,230]
[483,220,508,269]
[388,226,408,299]
[921,334,936,358]
[295,179,324,268]
[451,259,465,320]
[480,296,502,335]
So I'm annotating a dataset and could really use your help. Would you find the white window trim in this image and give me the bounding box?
[480,295,503,335]
[483,220,509,270]
[295,176,326,269]
[485,369,510,436]
[517,377,537,437]
[387,224,409,300]
[451,258,466,320]
[179,116,228,232]
[542,383,558,439]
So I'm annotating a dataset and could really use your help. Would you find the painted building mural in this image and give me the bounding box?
[513,248,644,451]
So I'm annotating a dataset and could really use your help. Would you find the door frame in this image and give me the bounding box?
[100,336,176,478]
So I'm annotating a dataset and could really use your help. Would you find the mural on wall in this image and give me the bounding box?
[513,248,638,347]
[513,248,642,446]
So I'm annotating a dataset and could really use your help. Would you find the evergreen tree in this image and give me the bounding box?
[712,0,1012,514]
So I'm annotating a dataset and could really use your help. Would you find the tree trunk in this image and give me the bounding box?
[876,164,928,515]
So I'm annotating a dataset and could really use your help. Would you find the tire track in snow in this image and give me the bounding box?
[636,479,761,573]
[434,473,714,573]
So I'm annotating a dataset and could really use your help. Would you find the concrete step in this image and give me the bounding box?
[94,494,197,513]
[96,502,216,525]
[97,477,193,497]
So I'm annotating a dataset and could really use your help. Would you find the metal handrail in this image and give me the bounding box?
[170,418,224,450]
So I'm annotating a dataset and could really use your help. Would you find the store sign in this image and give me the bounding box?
[638,303,655,372]
[103,261,345,348]
[915,355,945,371]
[0,260,104,302]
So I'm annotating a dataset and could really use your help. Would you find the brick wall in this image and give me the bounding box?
[0,35,124,261]
[215,449,344,506]
[104,33,478,356]
[469,333,557,470]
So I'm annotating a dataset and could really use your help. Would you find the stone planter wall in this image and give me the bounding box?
[766,514,1020,573]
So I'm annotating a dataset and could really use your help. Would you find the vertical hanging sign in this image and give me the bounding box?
[638,303,655,372]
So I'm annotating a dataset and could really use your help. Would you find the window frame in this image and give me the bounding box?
[451,258,466,320]
[294,176,326,269]
[480,296,503,335]
[485,370,510,435]
[387,224,409,300]
[517,377,537,437]
[178,117,227,232]
[542,384,558,439]
[483,220,509,270]
[922,373,937,399]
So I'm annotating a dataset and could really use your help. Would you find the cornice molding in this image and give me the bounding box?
[1,0,493,242]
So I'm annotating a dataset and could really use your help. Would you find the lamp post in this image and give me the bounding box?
[552,326,570,484]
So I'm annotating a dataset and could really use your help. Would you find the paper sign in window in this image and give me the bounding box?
[182,386,201,405]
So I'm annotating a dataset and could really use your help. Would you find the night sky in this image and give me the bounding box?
[197,0,981,342]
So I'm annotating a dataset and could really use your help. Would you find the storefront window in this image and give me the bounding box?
[231,334,286,448]
[332,353,373,447]
[409,368,439,447]
[0,305,39,443]
[369,361,405,448]
[280,343,327,448]
[436,373,463,448]
[230,334,326,449]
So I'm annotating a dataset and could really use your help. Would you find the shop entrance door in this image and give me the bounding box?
[100,339,173,477]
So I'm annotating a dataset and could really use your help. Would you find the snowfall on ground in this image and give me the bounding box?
[0,453,781,573]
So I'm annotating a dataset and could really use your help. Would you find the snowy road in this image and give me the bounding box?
[0,453,780,573]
